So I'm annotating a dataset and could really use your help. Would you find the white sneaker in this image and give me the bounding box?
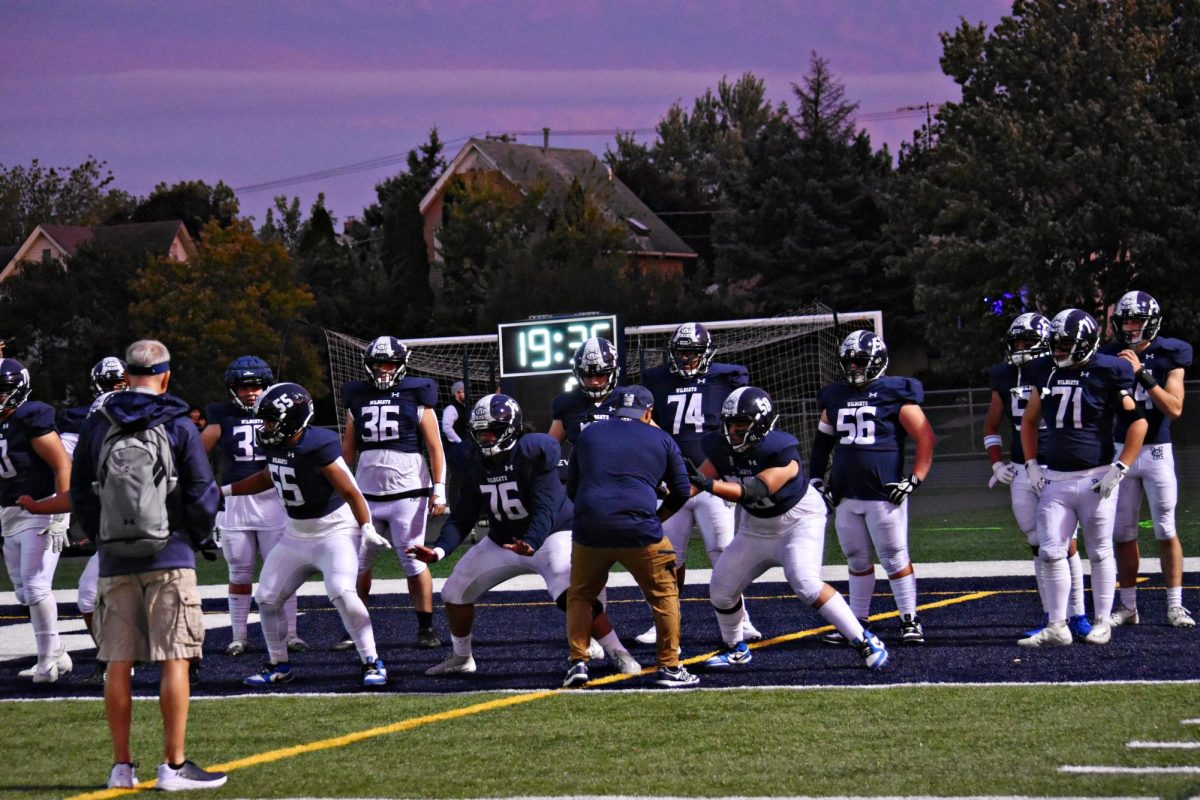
[1084,621,1113,645]
[741,620,763,642]
[1168,606,1196,628]
[156,760,227,791]
[286,635,310,652]
[609,649,643,675]
[1018,622,1072,647]
[31,662,59,683]
[107,762,138,789]
[20,645,72,678]
[634,625,657,645]
[225,639,248,656]
[587,638,605,661]
[424,654,477,675]
[1110,605,1139,626]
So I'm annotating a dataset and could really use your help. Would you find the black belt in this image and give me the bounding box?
[362,488,431,502]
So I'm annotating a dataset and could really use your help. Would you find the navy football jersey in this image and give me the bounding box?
[988,358,1050,464]
[0,401,58,505]
[1024,354,1136,471]
[56,406,89,437]
[261,426,347,520]
[1100,337,1192,445]
[701,429,807,518]
[550,388,611,445]
[342,376,438,454]
[818,376,923,501]
[435,433,571,555]
[642,362,749,464]
[206,401,273,483]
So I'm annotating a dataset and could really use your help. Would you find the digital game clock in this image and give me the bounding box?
[498,313,619,377]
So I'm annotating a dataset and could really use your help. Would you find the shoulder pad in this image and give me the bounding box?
[517,433,560,471]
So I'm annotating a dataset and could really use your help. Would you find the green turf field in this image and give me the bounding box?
[4,684,1197,799]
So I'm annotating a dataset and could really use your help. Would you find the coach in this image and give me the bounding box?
[70,340,225,792]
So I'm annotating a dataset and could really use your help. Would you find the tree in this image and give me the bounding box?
[887,0,1200,379]
[0,157,131,246]
[132,179,240,239]
[128,220,320,404]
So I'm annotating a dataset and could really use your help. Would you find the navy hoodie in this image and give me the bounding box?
[70,389,219,578]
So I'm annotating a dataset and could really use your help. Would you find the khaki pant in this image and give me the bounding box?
[95,568,204,663]
[567,540,679,668]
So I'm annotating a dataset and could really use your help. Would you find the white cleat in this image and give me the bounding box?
[286,636,310,652]
[424,654,476,675]
[741,620,763,642]
[609,649,643,675]
[31,662,59,683]
[1109,605,1139,626]
[22,645,72,679]
[1017,622,1072,647]
[225,639,249,656]
[587,638,605,661]
[1084,621,1113,645]
[1167,606,1195,628]
[634,625,657,645]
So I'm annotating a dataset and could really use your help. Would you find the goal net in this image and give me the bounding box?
[324,302,881,454]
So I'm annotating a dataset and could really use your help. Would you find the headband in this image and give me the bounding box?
[126,361,170,376]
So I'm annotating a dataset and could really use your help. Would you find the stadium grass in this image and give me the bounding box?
[5,683,1199,799]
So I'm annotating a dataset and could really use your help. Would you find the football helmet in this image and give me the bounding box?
[90,356,128,397]
[363,336,408,390]
[1112,290,1162,347]
[572,337,619,400]
[253,383,314,446]
[837,330,888,387]
[469,393,523,456]
[1048,308,1101,368]
[1004,313,1051,366]
[720,386,778,453]
[0,358,32,413]
[668,322,715,379]
[224,355,274,412]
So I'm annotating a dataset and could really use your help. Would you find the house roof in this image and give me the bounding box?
[421,139,695,258]
[39,221,194,258]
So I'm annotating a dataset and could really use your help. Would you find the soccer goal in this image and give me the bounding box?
[324,302,881,452]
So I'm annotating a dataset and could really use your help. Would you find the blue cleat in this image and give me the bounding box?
[855,632,890,670]
[1023,612,1050,639]
[362,658,388,687]
[243,662,293,687]
[1068,614,1093,638]
[700,641,752,670]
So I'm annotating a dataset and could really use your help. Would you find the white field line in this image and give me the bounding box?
[1184,718,1200,724]
[214,795,1165,800]
[1060,765,1200,774]
[1127,740,1200,748]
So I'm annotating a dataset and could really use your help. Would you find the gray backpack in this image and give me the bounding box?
[93,412,178,559]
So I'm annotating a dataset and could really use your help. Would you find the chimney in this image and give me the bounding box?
[543,127,550,152]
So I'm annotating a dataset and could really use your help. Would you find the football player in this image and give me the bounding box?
[410,394,640,676]
[1104,291,1193,628]
[341,336,447,649]
[0,359,74,681]
[982,315,1091,637]
[1018,309,1146,646]
[638,322,760,644]
[548,337,619,445]
[202,356,305,655]
[809,330,936,645]
[225,382,390,687]
[688,387,889,671]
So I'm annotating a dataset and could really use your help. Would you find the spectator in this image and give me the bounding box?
[441,380,468,446]
[70,340,225,791]
[188,405,207,431]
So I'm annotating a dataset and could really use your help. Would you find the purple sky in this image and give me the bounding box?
[1,1,1011,227]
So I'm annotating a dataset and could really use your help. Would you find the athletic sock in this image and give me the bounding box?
[1067,551,1085,617]
[1119,586,1138,610]
[228,593,251,641]
[818,593,865,642]
[1090,555,1116,623]
[450,633,472,657]
[847,573,876,619]
[889,573,918,618]
[1166,586,1183,609]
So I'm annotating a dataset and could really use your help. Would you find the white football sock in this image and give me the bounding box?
[1120,586,1138,610]
[1041,558,1070,623]
[29,596,60,663]
[818,593,865,642]
[889,573,918,618]
[259,602,289,664]
[228,593,252,641]
[1067,551,1085,617]
[848,573,876,619]
[1089,555,1116,623]
[597,629,624,655]
[1166,586,1183,609]
[283,594,299,637]
[332,593,377,662]
[451,633,473,657]
[714,605,746,648]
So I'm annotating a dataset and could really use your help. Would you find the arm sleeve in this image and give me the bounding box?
[809,428,836,482]
[432,481,480,556]
[565,443,580,500]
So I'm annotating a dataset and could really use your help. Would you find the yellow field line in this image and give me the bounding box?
[62,586,995,800]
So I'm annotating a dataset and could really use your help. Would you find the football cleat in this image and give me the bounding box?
[654,665,701,688]
[362,658,388,687]
[609,649,643,675]
[823,617,870,646]
[19,644,72,678]
[225,639,249,657]
[243,662,293,687]
[417,628,442,649]
[899,614,925,645]
[1022,613,1049,639]
[700,641,752,670]
[1018,622,1072,647]
[1067,613,1093,638]
[634,625,657,645]
[587,638,605,661]
[31,661,60,684]
[855,632,890,670]
[156,760,227,792]
[332,636,356,651]
[286,636,310,652]
[425,654,477,675]
[1110,605,1140,627]
[741,619,763,642]
[563,660,589,688]
[107,762,139,789]
[1168,606,1196,628]
[1083,621,1113,645]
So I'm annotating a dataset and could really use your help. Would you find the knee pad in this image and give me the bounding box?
[877,545,909,577]
[1039,543,1067,562]
[227,566,255,585]
[77,587,97,614]
[705,546,725,565]
[14,587,27,606]
[23,583,52,607]
[793,573,823,606]
[845,555,874,575]
[1112,525,1139,544]
[1088,539,1113,562]
[1024,529,1039,548]
[397,549,429,578]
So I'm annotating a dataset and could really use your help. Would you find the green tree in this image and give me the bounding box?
[132,179,240,239]
[0,157,131,246]
[129,220,320,404]
[887,0,1200,379]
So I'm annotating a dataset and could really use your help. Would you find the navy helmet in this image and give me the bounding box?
[1112,290,1162,347]
[668,322,715,379]
[572,337,619,400]
[225,355,274,411]
[0,358,32,413]
[90,356,128,398]
[363,336,408,390]
[253,383,314,446]
[469,393,523,456]
[837,330,888,388]
[1049,309,1100,368]
[720,386,778,453]
[1004,313,1051,366]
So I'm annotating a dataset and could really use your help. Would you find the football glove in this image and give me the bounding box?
[1025,460,1045,498]
[1094,461,1129,499]
[884,474,921,505]
[990,461,1019,488]
[358,522,391,557]
[684,458,714,494]
[212,525,222,549]
[808,478,836,512]
[40,516,69,553]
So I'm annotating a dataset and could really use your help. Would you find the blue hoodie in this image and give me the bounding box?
[70,389,219,578]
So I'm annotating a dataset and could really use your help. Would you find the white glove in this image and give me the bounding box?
[1094,461,1129,499]
[884,474,921,505]
[358,522,391,557]
[41,516,69,553]
[1025,460,1045,498]
[808,478,835,512]
[990,461,1019,488]
[212,525,223,549]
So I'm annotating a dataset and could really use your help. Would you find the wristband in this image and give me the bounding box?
[1135,369,1158,390]
[433,482,446,497]
[432,547,446,562]
[1114,461,1129,473]
[983,434,1003,450]
[220,484,233,497]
